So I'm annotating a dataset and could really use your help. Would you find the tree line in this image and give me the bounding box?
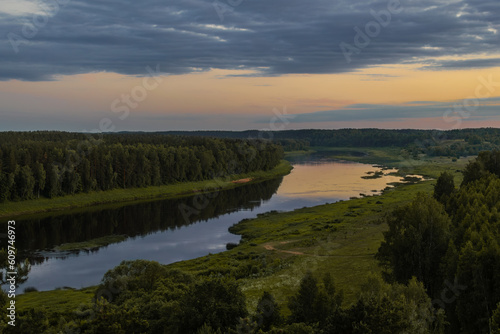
[161,128,500,152]
[377,150,500,333]
[0,132,283,202]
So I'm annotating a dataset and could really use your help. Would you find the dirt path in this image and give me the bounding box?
[231,178,253,184]
[263,244,305,255]
[263,242,374,258]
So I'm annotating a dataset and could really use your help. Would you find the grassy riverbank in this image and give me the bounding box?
[0,160,292,219]
[16,151,471,317]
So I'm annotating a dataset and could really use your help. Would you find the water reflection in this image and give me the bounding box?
[277,159,403,199]
[3,154,422,292]
[13,177,283,253]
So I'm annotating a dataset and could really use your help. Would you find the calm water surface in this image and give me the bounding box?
[9,154,416,292]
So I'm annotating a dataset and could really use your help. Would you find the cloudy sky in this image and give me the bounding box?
[1,0,500,131]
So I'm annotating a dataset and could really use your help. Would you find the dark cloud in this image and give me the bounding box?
[423,57,500,69]
[277,97,500,124]
[1,0,500,81]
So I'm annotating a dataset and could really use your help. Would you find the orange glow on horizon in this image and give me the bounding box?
[1,64,499,128]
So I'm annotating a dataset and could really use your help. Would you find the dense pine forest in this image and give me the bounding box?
[0,132,283,202]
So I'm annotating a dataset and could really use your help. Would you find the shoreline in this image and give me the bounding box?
[0,160,292,219]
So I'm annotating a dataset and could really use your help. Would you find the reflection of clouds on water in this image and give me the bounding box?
[276,161,415,199]
[206,244,226,251]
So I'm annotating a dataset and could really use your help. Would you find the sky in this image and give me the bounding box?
[1,0,500,131]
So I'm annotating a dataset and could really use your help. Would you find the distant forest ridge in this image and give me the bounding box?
[0,132,283,202]
[157,128,500,155]
[153,128,500,147]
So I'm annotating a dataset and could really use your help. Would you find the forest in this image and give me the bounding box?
[164,128,500,156]
[377,150,500,333]
[0,132,283,202]
[2,128,499,204]
[2,150,500,333]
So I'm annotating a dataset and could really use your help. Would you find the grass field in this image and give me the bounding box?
[0,160,292,219]
[16,287,97,315]
[15,149,471,316]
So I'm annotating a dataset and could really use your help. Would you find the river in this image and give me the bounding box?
[9,153,417,292]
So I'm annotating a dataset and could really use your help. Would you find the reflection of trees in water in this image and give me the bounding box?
[27,247,102,265]
[285,151,364,165]
[12,177,283,255]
